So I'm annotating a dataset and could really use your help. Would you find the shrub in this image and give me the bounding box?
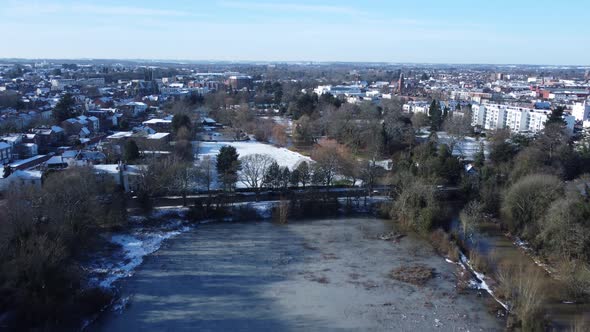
[391,180,441,234]
[429,228,460,261]
[501,174,563,238]
[537,195,590,261]
[495,260,547,330]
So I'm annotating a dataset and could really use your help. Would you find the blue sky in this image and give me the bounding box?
[0,0,588,65]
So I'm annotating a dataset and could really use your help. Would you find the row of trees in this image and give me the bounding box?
[216,140,381,194]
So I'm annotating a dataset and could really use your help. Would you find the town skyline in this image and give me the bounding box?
[2,58,590,67]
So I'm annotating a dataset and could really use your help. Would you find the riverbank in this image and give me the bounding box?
[89,216,503,331]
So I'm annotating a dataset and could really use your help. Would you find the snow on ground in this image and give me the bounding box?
[87,209,191,289]
[199,141,311,169]
[436,132,490,161]
[460,252,509,310]
[197,140,312,189]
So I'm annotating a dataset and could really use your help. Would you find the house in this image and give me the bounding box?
[79,127,91,138]
[121,101,148,117]
[61,118,84,136]
[0,169,42,192]
[0,142,13,164]
[142,118,172,131]
[202,117,220,127]
[62,150,106,166]
[18,143,38,158]
[464,163,478,177]
[45,156,69,169]
[94,162,145,192]
[76,115,100,132]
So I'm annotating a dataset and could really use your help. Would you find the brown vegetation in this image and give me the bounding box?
[429,229,460,262]
[390,265,435,286]
[0,167,126,329]
[495,260,547,330]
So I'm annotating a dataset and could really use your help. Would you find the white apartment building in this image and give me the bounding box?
[402,101,431,114]
[472,103,574,134]
[572,101,590,122]
[313,85,363,97]
[50,79,75,90]
[505,107,529,132]
[527,111,549,132]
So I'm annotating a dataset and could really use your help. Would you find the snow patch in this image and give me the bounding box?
[460,253,509,311]
[87,211,191,289]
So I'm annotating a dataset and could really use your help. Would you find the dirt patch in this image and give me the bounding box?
[379,231,406,242]
[304,273,330,284]
[321,253,339,260]
[390,265,435,286]
[302,242,319,251]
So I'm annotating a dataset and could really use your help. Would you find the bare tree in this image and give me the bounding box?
[295,161,311,188]
[360,158,379,198]
[311,139,348,187]
[239,154,276,195]
[196,155,214,193]
[442,112,473,154]
[272,124,288,147]
[169,162,199,206]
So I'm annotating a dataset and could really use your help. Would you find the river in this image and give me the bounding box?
[90,217,503,331]
[450,216,590,330]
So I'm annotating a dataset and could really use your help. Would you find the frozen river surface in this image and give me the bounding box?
[91,218,502,331]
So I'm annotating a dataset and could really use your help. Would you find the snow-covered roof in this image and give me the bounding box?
[147,133,170,140]
[143,118,171,125]
[51,125,64,133]
[46,156,67,165]
[11,170,42,180]
[10,155,47,167]
[107,131,133,139]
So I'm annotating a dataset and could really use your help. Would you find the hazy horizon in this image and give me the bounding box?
[2,57,590,68]
[1,0,589,66]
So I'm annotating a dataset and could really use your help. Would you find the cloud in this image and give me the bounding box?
[218,1,364,15]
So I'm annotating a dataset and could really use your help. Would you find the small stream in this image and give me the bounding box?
[448,214,590,330]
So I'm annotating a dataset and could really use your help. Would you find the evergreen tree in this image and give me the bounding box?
[52,93,77,123]
[429,99,443,132]
[172,113,192,135]
[123,140,140,162]
[474,142,486,168]
[296,161,311,188]
[311,164,327,185]
[2,165,12,178]
[216,146,240,191]
[263,161,281,189]
[546,106,566,126]
[290,168,301,187]
[280,167,291,189]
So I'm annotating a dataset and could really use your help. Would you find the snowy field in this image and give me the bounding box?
[198,140,311,169]
[197,140,313,189]
[436,132,490,161]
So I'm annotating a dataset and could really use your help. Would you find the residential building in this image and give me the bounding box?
[0,142,12,164]
[572,101,590,122]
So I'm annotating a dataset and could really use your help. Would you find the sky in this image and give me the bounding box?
[0,0,588,65]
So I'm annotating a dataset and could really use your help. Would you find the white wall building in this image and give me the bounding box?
[313,85,363,97]
[403,101,431,114]
[572,101,590,122]
[472,103,575,134]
